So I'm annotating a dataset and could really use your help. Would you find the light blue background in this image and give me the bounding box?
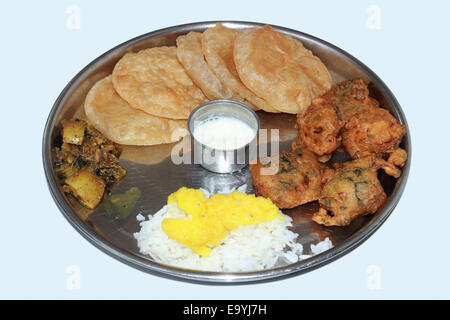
[1,0,449,299]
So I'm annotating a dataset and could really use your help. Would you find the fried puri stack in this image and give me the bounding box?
[84,24,330,147]
[201,23,276,112]
[176,31,237,101]
[112,46,207,120]
[234,25,331,114]
[85,76,187,146]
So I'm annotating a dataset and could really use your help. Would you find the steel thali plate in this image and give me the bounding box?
[42,21,411,283]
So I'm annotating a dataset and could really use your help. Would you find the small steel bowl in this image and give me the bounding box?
[188,100,260,174]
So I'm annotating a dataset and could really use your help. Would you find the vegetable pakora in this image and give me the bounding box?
[292,79,407,163]
[342,105,406,159]
[320,79,374,121]
[250,149,332,209]
[294,98,344,161]
[312,156,401,226]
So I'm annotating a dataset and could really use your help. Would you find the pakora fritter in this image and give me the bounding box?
[342,103,406,159]
[295,98,344,160]
[319,79,406,159]
[320,79,373,120]
[250,149,332,209]
[312,156,401,226]
[292,79,407,163]
[387,148,407,168]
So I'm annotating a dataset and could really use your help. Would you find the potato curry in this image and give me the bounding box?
[54,119,126,209]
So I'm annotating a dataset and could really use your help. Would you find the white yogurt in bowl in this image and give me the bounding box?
[187,100,260,173]
[193,116,256,151]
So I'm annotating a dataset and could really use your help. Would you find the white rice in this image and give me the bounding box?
[134,187,333,272]
[135,213,145,222]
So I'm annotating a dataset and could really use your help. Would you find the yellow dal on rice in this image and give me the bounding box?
[161,187,283,257]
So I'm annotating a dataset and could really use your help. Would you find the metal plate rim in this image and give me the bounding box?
[42,20,411,284]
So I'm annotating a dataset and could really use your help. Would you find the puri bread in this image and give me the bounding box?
[202,23,278,112]
[176,31,236,100]
[233,25,331,114]
[275,38,331,97]
[233,26,311,114]
[112,46,207,119]
[85,76,187,146]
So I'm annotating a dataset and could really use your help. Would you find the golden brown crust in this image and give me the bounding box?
[342,106,406,159]
[312,157,385,226]
[112,46,207,119]
[292,79,407,162]
[297,101,345,157]
[387,148,407,168]
[201,23,274,111]
[233,26,330,114]
[320,79,372,121]
[312,156,400,226]
[176,31,235,100]
[85,76,187,146]
[250,150,326,209]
